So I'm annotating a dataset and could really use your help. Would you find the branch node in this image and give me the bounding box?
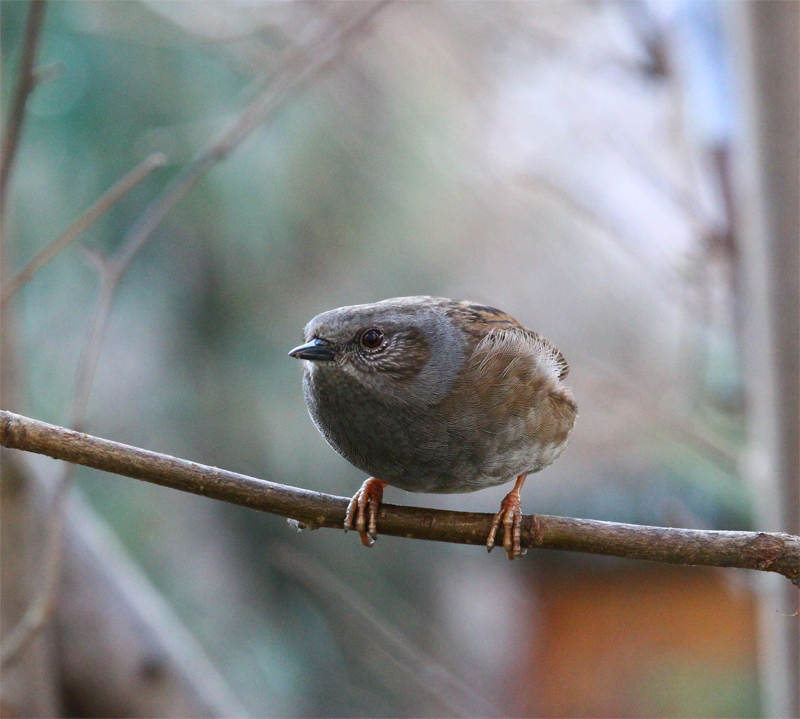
[523,514,544,546]
[744,532,786,570]
[0,412,21,447]
[82,246,110,275]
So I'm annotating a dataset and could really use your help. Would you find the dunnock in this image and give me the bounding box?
[289,296,577,559]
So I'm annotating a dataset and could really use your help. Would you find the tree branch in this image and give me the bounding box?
[58,491,248,717]
[0,0,47,210]
[2,410,798,587]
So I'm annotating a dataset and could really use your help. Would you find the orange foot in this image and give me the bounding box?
[345,478,388,548]
[487,473,528,560]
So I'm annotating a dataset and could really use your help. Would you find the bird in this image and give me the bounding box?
[288,296,577,559]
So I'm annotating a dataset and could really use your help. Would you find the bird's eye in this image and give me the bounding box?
[360,329,384,350]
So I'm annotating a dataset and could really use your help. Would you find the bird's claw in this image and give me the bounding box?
[344,478,386,548]
[486,489,526,560]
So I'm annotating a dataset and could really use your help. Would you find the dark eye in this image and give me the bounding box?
[360,328,384,349]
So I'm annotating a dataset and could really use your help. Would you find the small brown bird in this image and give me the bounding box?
[289,296,577,559]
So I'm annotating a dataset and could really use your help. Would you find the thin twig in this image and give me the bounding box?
[1,410,798,589]
[0,0,47,210]
[606,125,716,236]
[581,363,741,475]
[521,173,685,298]
[2,247,122,669]
[1,153,166,307]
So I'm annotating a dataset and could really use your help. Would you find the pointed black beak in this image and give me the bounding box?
[288,338,337,362]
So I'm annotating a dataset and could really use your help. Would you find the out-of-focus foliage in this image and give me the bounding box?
[2,1,759,716]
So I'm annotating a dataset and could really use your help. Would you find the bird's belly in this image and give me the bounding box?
[309,398,547,495]
[304,370,574,494]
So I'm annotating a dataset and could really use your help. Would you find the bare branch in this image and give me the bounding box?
[2,410,797,588]
[58,491,249,716]
[0,0,47,210]
[0,153,166,307]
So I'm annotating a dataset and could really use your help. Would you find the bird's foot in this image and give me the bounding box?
[487,473,528,560]
[344,478,387,548]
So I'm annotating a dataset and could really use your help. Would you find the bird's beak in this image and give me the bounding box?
[288,338,337,362]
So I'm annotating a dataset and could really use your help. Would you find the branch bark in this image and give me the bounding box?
[2,410,798,587]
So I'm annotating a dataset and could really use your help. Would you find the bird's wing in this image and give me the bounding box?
[469,326,570,383]
[451,323,576,480]
[444,301,569,381]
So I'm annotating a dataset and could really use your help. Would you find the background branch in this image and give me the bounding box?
[57,491,247,717]
[0,153,166,307]
[272,546,500,717]
[106,0,388,281]
[0,0,47,209]
[2,410,797,587]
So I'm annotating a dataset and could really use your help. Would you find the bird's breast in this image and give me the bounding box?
[302,360,576,494]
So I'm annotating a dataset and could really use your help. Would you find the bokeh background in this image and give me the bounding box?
[2,1,797,717]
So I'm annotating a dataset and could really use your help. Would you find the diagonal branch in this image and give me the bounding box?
[106,0,389,283]
[0,153,166,307]
[272,546,500,717]
[2,410,798,588]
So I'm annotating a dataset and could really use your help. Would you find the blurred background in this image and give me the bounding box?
[1,1,797,717]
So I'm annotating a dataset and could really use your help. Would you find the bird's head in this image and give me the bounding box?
[289,296,467,405]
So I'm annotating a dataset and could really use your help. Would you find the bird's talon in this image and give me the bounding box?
[486,519,500,552]
[487,473,527,561]
[345,478,386,548]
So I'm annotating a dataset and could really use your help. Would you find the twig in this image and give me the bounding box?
[0,490,65,668]
[61,491,250,716]
[0,0,47,210]
[521,173,684,298]
[0,153,166,307]
[2,410,798,588]
[2,242,124,669]
[581,363,741,475]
